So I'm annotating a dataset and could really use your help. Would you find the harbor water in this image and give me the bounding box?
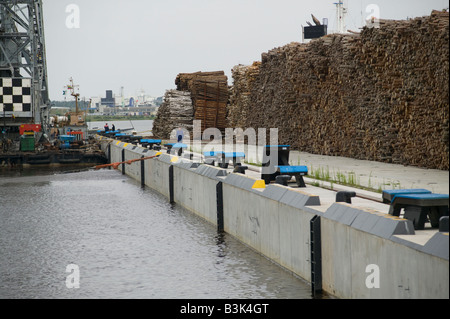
[0,166,316,299]
[87,120,154,136]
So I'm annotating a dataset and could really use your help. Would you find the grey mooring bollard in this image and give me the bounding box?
[336,191,356,204]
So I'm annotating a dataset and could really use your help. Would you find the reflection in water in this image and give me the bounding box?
[215,233,228,259]
[0,168,318,299]
[0,165,91,178]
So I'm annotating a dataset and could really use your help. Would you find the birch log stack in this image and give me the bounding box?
[228,10,449,170]
[228,62,261,129]
[152,90,194,139]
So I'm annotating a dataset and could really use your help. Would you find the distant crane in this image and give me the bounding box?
[64,77,80,114]
[120,86,125,107]
[334,1,348,33]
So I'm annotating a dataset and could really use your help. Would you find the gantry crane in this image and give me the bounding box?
[0,0,50,141]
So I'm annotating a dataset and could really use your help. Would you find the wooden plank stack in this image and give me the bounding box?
[228,10,449,170]
[175,71,229,133]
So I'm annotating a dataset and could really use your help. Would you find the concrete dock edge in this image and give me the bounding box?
[101,138,449,299]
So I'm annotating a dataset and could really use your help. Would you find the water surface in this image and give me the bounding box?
[0,168,316,299]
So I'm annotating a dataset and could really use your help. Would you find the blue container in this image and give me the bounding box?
[60,142,71,150]
[60,135,76,142]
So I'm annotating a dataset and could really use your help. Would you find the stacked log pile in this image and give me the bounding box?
[228,62,261,128]
[152,90,194,139]
[176,71,229,132]
[228,10,449,170]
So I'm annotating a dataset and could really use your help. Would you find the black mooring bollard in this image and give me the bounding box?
[336,191,356,204]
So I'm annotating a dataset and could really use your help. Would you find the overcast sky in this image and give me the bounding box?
[42,0,449,101]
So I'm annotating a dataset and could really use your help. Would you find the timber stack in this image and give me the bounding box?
[228,10,449,170]
[152,90,194,139]
[176,71,229,133]
[228,62,261,129]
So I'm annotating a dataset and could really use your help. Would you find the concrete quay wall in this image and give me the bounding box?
[103,139,449,299]
[321,214,449,299]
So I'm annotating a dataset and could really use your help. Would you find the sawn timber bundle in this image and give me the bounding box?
[176,71,229,133]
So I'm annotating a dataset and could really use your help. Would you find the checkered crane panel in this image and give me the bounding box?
[0,78,32,113]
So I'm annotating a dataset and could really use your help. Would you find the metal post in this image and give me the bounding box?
[216,182,224,232]
[140,155,145,188]
[121,149,125,175]
[169,165,174,204]
[107,144,111,165]
[310,215,323,297]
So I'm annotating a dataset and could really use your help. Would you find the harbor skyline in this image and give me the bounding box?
[43,0,448,100]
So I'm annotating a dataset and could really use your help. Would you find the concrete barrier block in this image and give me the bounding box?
[392,219,416,236]
[261,184,288,201]
[325,203,356,224]
[157,154,173,164]
[369,215,414,238]
[335,205,361,226]
[126,148,142,157]
[134,147,145,154]
[223,173,257,190]
[351,211,381,233]
[196,165,228,179]
[322,202,339,217]
[422,232,449,260]
[327,204,416,238]
[137,147,152,155]
[176,161,200,170]
[142,148,154,155]
[122,143,132,149]
[279,188,321,208]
